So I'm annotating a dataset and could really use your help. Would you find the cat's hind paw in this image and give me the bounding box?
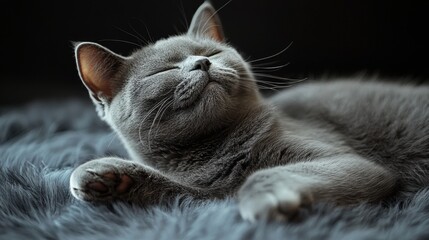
[238,171,313,222]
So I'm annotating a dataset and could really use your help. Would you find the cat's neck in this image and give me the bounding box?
[120,102,277,172]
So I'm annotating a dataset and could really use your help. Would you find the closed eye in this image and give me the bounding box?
[207,50,222,57]
[146,66,179,77]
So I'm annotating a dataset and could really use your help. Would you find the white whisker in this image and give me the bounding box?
[248,42,293,63]
[147,97,172,151]
[128,22,149,45]
[114,26,147,45]
[253,73,307,82]
[99,39,142,48]
[251,63,290,72]
[138,95,172,149]
[179,0,189,29]
[154,100,174,139]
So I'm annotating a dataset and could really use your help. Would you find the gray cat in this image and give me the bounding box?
[70,2,429,222]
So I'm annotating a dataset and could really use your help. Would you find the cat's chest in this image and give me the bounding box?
[151,142,255,189]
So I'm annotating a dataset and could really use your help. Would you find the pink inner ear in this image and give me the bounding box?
[201,12,224,42]
[77,44,115,98]
[188,3,225,42]
[207,26,223,42]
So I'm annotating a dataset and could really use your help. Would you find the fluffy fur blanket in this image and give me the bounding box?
[1,99,429,240]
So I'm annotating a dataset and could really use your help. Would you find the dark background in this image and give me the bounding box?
[2,0,429,105]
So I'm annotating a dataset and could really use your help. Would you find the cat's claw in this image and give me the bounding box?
[70,159,134,201]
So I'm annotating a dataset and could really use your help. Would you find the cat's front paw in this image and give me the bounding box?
[238,171,313,222]
[70,158,135,201]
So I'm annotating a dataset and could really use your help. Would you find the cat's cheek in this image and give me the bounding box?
[137,75,180,101]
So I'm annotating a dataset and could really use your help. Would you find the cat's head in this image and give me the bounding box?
[75,2,262,159]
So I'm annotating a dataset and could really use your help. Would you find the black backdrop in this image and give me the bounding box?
[3,0,429,105]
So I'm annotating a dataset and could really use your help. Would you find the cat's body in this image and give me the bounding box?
[70,2,429,221]
[272,80,429,193]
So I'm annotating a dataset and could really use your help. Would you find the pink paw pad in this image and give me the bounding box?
[86,171,133,195]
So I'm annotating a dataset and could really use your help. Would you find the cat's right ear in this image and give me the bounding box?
[74,42,127,102]
[188,2,225,42]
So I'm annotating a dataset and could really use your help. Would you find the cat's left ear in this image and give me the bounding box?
[74,42,127,102]
[188,2,225,42]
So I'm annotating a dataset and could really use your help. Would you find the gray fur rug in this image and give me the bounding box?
[1,99,429,240]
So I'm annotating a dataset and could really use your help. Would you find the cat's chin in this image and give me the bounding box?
[202,81,221,93]
[173,81,225,110]
[200,81,225,100]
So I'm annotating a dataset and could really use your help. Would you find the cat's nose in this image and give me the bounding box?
[191,58,211,72]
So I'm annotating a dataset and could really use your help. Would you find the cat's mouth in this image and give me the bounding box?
[173,73,212,109]
[173,69,236,109]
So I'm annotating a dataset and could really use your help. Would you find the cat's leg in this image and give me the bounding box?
[238,154,397,222]
[70,157,204,204]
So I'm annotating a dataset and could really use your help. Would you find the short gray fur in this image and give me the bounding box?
[70,2,429,222]
[3,99,429,240]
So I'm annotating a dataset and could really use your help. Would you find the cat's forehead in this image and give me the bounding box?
[132,36,219,62]
[153,36,201,51]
